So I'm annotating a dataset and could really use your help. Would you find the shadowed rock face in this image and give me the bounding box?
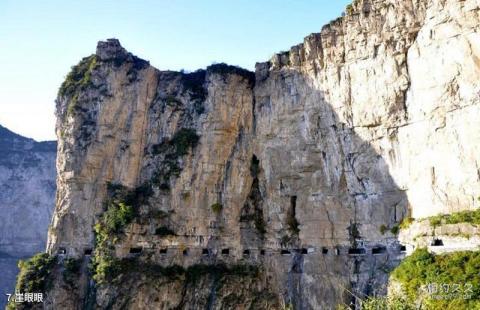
[0,125,56,308]
[43,0,480,309]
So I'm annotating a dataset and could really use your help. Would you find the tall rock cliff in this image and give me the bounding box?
[0,125,56,308]
[39,0,480,309]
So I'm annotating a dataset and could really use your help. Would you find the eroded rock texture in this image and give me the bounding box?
[0,125,56,308]
[45,0,480,309]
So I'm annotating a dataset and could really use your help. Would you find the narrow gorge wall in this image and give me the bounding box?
[43,0,480,309]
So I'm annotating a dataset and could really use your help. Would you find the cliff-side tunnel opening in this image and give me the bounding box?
[129,247,142,254]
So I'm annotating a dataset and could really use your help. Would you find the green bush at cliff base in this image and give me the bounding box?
[391,248,480,309]
[15,253,57,294]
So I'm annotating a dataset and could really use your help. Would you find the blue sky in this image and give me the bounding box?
[0,0,350,141]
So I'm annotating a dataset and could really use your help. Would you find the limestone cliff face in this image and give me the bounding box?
[0,125,56,308]
[45,0,480,309]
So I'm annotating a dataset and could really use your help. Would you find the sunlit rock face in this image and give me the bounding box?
[45,0,480,308]
[0,125,56,308]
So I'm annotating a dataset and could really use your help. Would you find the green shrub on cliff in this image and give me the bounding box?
[15,253,57,293]
[171,128,200,157]
[390,225,399,235]
[345,4,354,15]
[399,216,414,229]
[379,224,388,235]
[92,253,119,284]
[92,194,135,283]
[427,208,480,227]
[58,55,97,98]
[211,202,223,214]
[92,184,138,283]
[58,54,98,116]
[99,202,134,234]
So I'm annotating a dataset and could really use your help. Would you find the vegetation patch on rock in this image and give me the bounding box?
[207,63,255,87]
[58,55,98,116]
[58,55,97,98]
[390,248,480,309]
[15,253,57,294]
[211,203,223,214]
[92,183,146,283]
[150,128,200,189]
[426,209,480,227]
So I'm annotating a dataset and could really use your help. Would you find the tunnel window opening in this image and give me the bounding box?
[334,247,340,255]
[432,239,444,246]
[160,248,168,255]
[260,249,265,255]
[58,248,66,255]
[281,249,291,255]
[372,246,387,255]
[399,245,407,252]
[222,248,230,255]
[202,248,210,256]
[300,248,308,255]
[348,248,366,255]
[129,247,142,254]
[243,249,250,257]
[183,249,189,256]
[322,247,329,254]
[84,248,92,256]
